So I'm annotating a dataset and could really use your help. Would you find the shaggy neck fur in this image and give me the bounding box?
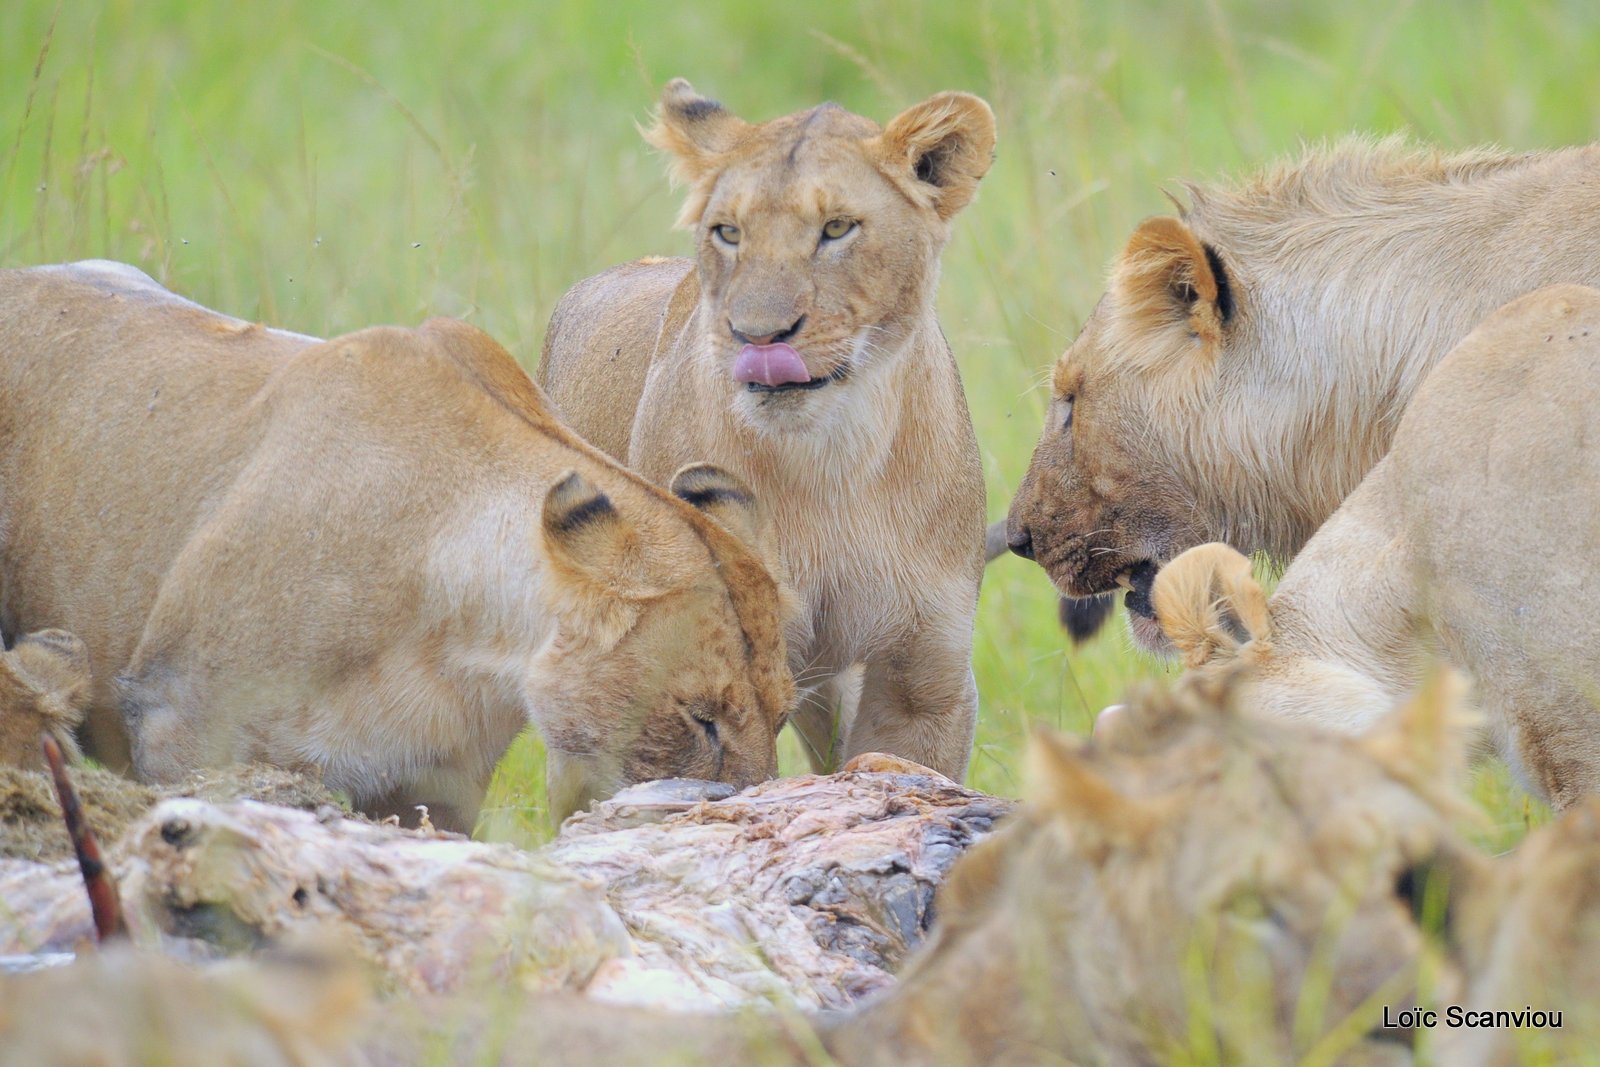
[1173,140,1600,560]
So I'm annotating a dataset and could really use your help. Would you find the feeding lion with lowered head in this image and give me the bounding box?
[1150,285,1600,809]
[1004,139,1600,645]
[1444,796,1600,1067]
[539,80,994,780]
[0,261,794,832]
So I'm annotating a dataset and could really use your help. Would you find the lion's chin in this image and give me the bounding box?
[1126,610,1176,656]
[1119,558,1171,655]
[729,359,866,439]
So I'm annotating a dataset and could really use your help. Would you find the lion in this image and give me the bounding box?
[0,630,91,771]
[1150,285,1600,808]
[0,944,376,1067]
[821,670,1483,1066]
[538,79,995,781]
[0,945,825,1067]
[1005,139,1600,645]
[0,261,794,832]
[1444,797,1600,1067]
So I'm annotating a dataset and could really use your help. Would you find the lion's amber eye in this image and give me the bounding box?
[1061,395,1075,430]
[713,223,741,246]
[821,218,856,241]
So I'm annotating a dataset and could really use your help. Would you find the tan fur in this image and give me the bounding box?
[0,629,91,770]
[1153,285,1600,809]
[1445,798,1600,1066]
[540,81,995,780]
[0,947,827,1067]
[0,945,374,1066]
[0,673,1483,1067]
[826,671,1483,1065]
[1149,542,1270,669]
[0,261,794,831]
[1007,139,1600,615]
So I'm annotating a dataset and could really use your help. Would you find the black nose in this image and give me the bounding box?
[1007,524,1034,560]
[730,315,805,347]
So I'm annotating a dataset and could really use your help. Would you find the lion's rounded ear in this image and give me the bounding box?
[642,79,749,225]
[2,630,90,767]
[1026,725,1162,853]
[11,630,91,707]
[1113,216,1234,355]
[540,470,661,601]
[1361,668,1479,795]
[669,463,764,548]
[875,91,996,221]
[1152,543,1269,668]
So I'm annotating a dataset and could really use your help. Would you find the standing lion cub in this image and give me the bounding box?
[540,80,995,780]
[0,261,794,831]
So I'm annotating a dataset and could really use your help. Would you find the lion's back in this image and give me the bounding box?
[537,256,697,461]
[1397,283,1600,524]
[1395,285,1600,770]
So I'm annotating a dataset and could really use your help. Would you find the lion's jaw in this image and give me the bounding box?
[1120,560,1175,655]
[1004,297,1223,601]
[711,319,922,450]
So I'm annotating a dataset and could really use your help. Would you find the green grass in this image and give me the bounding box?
[4,0,1589,848]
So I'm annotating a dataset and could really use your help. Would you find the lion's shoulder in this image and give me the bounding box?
[537,257,700,459]
[545,256,697,340]
[1399,283,1600,436]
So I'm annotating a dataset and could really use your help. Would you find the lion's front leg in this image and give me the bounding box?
[787,667,863,774]
[845,598,979,783]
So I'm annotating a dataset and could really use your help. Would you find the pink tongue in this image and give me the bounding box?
[732,343,811,386]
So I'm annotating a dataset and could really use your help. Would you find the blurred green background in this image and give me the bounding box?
[3,0,1591,844]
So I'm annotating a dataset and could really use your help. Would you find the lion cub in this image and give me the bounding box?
[825,672,1482,1066]
[1447,797,1600,1066]
[1151,285,1600,808]
[540,80,995,780]
[0,261,794,831]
